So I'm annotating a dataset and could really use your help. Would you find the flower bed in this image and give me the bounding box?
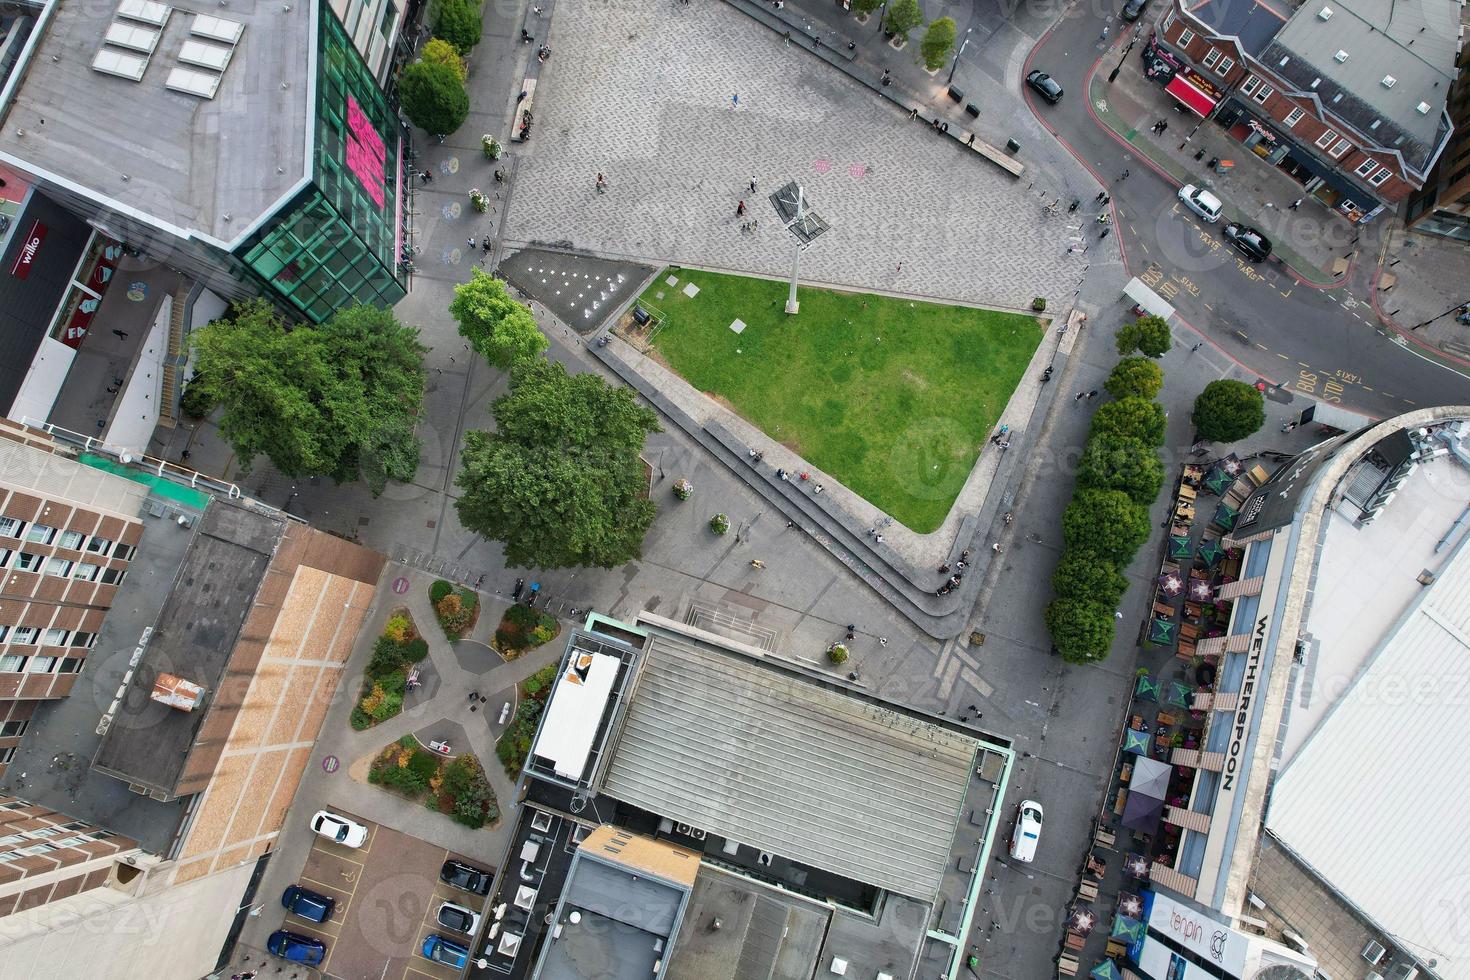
[492,604,560,659]
[496,663,558,778]
[430,579,480,640]
[350,609,430,730]
[369,736,501,828]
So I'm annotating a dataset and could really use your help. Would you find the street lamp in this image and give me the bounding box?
[1108,36,1137,84]
[769,181,830,315]
[946,27,974,86]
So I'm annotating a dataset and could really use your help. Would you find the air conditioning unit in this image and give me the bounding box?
[1362,940,1387,964]
[1282,929,1309,953]
[676,823,692,836]
[1318,4,1333,19]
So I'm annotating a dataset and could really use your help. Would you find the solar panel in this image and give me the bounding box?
[190,14,243,44]
[177,39,232,71]
[116,0,170,27]
[104,21,161,53]
[165,66,220,99]
[92,48,149,81]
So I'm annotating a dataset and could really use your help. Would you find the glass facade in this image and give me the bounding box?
[236,3,404,322]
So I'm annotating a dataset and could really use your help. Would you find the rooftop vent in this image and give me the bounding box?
[1310,77,1321,89]
[178,39,233,71]
[151,672,205,711]
[190,13,243,43]
[1362,940,1387,964]
[1318,5,1333,19]
[1418,101,1433,113]
[104,21,161,53]
[117,0,170,26]
[1334,49,1348,62]
[165,66,221,98]
[91,47,148,80]
[1382,75,1397,87]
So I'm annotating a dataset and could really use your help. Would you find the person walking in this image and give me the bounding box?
[467,236,476,249]
[595,172,607,193]
[967,133,976,147]
[749,559,765,568]
[1289,197,1303,210]
[736,200,746,217]
[1117,168,1130,181]
[1157,120,1168,135]
[1087,389,1099,399]
[1191,342,1203,352]
[1075,391,1087,401]
[896,261,903,273]
[749,175,757,192]
[1100,25,1110,40]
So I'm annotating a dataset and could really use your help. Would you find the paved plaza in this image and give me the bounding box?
[502,0,1080,312]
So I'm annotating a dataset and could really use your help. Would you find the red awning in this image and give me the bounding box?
[1166,75,1217,116]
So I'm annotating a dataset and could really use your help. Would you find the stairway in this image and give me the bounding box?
[156,285,189,429]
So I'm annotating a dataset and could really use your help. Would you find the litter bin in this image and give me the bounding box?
[947,85,965,103]
[1006,137,1020,153]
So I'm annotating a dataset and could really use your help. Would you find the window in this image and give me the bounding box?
[25,525,54,545]
[69,632,95,648]
[378,0,396,38]
[43,558,73,578]
[15,553,40,572]
[1370,167,1392,186]
[59,658,82,674]
[0,655,25,673]
[25,657,56,673]
[23,827,57,838]
[1202,48,1220,68]
[0,518,24,538]
[0,850,18,863]
[73,563,100,582]
[1240,76,1259,96]
[0,625,8,643]
[60,822,87,831]
[1252,85,1272,104]
[1330,139,1350,159]
[17,843,55,856]
[0,720,26,737]
[43,628,68,646]
[1316,128,1338,149]
[10,627,37,646]
[1356,158,1378,176]
[86,830,115,841]
[86,537,113,555]
[1216,57,1234,76]
[58,530,83,551]
[0,747,13,766]
[0,834,22,846]
[101,568,126,586]
[50,837,86,849]
[112,543,135,561]
[1178,28,1195,47]
[1284,107,1304,127]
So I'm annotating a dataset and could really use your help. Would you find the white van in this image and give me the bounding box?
[1177,184,1223,223]
[1008,800,1044,863]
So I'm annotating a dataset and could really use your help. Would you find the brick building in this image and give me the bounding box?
[1406,39,1470,239]
[1152,0,1458,223]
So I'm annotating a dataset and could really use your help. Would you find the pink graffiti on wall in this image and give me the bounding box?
[345,94,386,209]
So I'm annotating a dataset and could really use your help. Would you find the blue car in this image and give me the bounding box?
[282,884,336,922]
[422,933,470,967]
[267,929,326,966]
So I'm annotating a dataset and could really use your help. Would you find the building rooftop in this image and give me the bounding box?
[1264,0,1457,174]
[90,502,283,798]
[0,0,311,246]
[1187,0,1296,59]
[597,625,979,903]
[665,868,832,980]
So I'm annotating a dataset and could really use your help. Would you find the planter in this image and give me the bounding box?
[709,513,730,535]
[827,643,849,664]
[469,188,489,213]
[481,135,502,160]
[673,478,693,501]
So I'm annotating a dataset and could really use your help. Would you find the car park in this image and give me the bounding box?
[1025,70,1064,104]
[436,900,482,935]
[267,930,327,965]
[1177,184,1223,223]
[440,858,493,895]
[281,884,335,923]
[1121,0,1148,20]
[1223,222,1272,262]
[1008,800,1044,863]
[422,934,470,968]
[311,810,368,848]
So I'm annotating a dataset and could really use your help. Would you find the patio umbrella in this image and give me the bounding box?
[1067,904,1097,935]
[1189,578,1213,602]
[1134,673,1160,701]
[1197,538,1227,567]
[1121,790,1163,835]
[1129,756,1171,800]
[1147,618,1176,646]
[1111,913,1146,941]
[1203,465,1233,496]
[1168,681,1192,708]
[1222,453,1242,475]
[1157,570,1184,597]
[1122,728,1152,755]
[1212,502,1238,531]
[1090,961,1122,980]
[1117,892,1144,919]
[1124,854,1150,879]
[1168,534,1192,560]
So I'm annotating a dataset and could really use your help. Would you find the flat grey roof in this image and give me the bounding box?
[666,870,831,980]
[600,627,978,902]
[0,0,311,244]
[1189,0,1294,59]
[91,503,281,796]
[536,853,686,980]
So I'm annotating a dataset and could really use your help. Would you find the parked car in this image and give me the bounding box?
[422,934,470,968]
[1025,70,1064,104]
[281,884,336,923]
[1008,800,1044,863]
[437,900,482,935]
[310,810,368,848]
[1121,0,1149,20]
[1223,222,1272,261]
[440,859,493,895]
[1177,183,1224,223]
[267,930,326,966]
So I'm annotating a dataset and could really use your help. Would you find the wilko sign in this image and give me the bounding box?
[9,220,46,279]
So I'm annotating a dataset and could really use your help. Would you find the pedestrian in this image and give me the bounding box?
[112,329,129,340]
[1068,199,1080,212]
[1099,226,1110,239]
[783,30,791,44]
[1100,193,1110,206]
[799,471,809,480]
[180,449,191,461]
[732,93,739,109]
[1289,198,1303,210]
[1075,391,1087,401]
[1117,168,1129,181]
[1265,202,1275,210]
[968,133,976,147]
[467,236,476,249]
[786,519,796,528]
[1281,420,1297,432]
[750,558,765,568]
[596,172,607,193]
[1095,191,1107,203]
[1100,25,1109,39]
[896,261,903,273]
[879,637,888,647]
[750,175,757,192]
[1088,389,1099,399]
[814,483,825,494]
[909,107,919,120]
[736,200,745,216]
[992,542,1002,554]
[875,533,884,544]
[1158,120,1168,134]
[776,467,786,479]
[1191,342,1202,352]
[481,236,491,252]
[998,440,1011,451]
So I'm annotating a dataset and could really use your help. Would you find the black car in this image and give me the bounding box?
[440,859,493,895]
[1223,222,1272,262]
[1026,70,1063,104]
[1121,0,1148,20]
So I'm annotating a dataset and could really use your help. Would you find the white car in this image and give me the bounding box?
[311,810,368,848]
[1177,184,1223,223]
[436,900,482,935]
[1008,800,1044,863]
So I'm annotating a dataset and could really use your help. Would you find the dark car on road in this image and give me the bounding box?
[1025,70,1063,104]
[267,930,326,966]
[440,859,493,895]
[1223,222,1272,262]
[1121,0,1149,20]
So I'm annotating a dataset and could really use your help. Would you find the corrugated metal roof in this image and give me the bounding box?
[600,630,977,901]
[1266,538,1470,980]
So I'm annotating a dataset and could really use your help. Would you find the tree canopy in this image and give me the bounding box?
[1062,488,1150,564]
[1051,549,1129,606]
[1045,597,1117,664]
[1090,396,1167,446]
[189,300,426,496]
[420,38,467,82]
[885,0,923,37]
[455,360,661,569]
[1078,433,1165,506]
[851,0,883,13]
[433,0,482,54]
[450,269,548,370]
[1193,379,1266,443]
[398,61,469,136]
[1104,357,1164,401]
[1115,315,1172,358]
[920,17,958,70]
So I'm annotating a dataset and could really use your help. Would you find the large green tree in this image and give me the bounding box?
[455,360,661,568]
[189,301,426,496]
[1045,597,1117,664]
[1051,550,1128,606]
[851,0,883,13]
[450,269,548,370]
[420,38,467,82]
[1115,315,1172,358]
[920,17,958,70]
[398,61,469,135]
[1104,357,1164,401]
[1061,488,1150,564]
[884,0,923,38]
[1193,379,1266,443]
[1090,396,1167,446]
[433,0,482,54]
[1078,434,1164,506]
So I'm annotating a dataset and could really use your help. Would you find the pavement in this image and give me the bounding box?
[1370,224,1470,369]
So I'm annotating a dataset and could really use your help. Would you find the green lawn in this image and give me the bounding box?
[641,269,1044,532]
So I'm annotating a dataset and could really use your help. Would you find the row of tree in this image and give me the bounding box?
[851,0,957,71]
[399,0,484,136]
[1044,317,1172,664]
